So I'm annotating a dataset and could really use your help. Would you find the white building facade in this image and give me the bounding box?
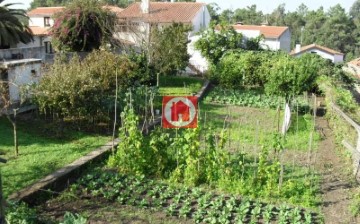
[232,24,291,52]
[290,44,344,63]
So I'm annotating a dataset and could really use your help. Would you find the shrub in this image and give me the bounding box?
[33,50,137,122]
[51,0,116,52]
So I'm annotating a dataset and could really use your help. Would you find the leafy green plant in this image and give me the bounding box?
[5,202,38,224]
[60,212,87,224]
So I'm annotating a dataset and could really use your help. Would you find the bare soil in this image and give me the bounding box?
[38,196,193,224]
[315,117,360,224]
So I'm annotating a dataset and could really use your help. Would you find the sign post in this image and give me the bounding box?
[162,96,198,129]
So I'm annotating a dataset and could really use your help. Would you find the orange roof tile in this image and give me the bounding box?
[232,25,289,38]
[27,7,65,16]
[118,2,205,23]
[290,44,343,56]
[27,6,123,17]
[29,26,50,36]
[349,57,360,67]
[103,5,124,15]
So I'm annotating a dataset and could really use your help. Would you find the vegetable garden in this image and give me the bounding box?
[4,44,358,223]
[30,83,323,223]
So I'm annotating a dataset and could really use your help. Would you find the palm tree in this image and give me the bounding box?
[0,0,33,48]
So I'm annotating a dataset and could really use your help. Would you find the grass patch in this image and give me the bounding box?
[0,117,109,197]
[158,76,204,96]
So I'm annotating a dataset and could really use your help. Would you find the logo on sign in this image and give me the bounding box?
[162,96,198,128]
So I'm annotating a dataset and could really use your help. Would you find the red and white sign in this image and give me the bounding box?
[162,96,198,128]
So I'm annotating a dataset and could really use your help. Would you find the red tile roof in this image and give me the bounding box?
[290,44,343,56]
[118,2,205,23]
[232,25,289,38]
[29,26,50,36]
[27,6,123,17]
[27,7,65,16]
[349,58,360,67]
[103,5,124,15]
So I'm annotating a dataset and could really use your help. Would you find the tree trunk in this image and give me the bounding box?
[6,113,18,157]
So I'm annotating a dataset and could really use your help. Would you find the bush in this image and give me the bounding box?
[51,0,116,52]
[210,50,276,88]
[33,50,137,122]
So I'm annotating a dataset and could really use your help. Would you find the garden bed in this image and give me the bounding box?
[36,169,319,224]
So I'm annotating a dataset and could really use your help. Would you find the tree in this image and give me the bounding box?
[207,3,220,24]
[50,0,116,52]
[268,4,286,26]
[149,23,191,76]
[195,25,243,64]
[350,0,360,22]
[233,5,264,25]
[0,0,33,48]
[264,54,322,99]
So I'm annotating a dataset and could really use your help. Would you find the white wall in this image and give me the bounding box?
[16,36,42,48]
[188,35,208,73]
[279,29,291,52]
[235,28,291,52]
[7,62,42,103]
[29,16,55,27]
[191,5,211,36]
[334,54,344,63]
[262,38,280,51]
[294,49,344,63]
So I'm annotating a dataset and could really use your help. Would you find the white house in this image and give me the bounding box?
[290,44,344,63]
[232,24,291,52]
[116,0,210,45]
[17,7,66,53]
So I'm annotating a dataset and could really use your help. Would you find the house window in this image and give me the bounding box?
[30,69,37,77]
[44,17,51,27]
[44,41,53,54]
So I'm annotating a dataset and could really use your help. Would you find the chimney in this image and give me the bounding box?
[141,0,150,13]
[295,44,301,53]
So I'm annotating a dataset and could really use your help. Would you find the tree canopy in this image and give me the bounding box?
[50,0,116,52]
[209,1,360,61]
[0,0,33,48]
[150,23,191,76]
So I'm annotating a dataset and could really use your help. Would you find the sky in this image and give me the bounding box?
[2,0,357,13]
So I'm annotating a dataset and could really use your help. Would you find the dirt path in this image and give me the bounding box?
[315,117,360,224]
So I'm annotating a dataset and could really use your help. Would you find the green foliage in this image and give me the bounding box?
[195,25,243,64]
[5,201,38,224]
[33,50,136,122]
[211,51,324,98]
[350,188,360,217]
[0,0,33,48]
[108,102,150,175]
[264,53,322,99]
[210,51,274,87]
[211,2,360,59]
[51,0,116,52]
[60,212,87,224]
[69,169,319,223]
[150,23,191,76]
